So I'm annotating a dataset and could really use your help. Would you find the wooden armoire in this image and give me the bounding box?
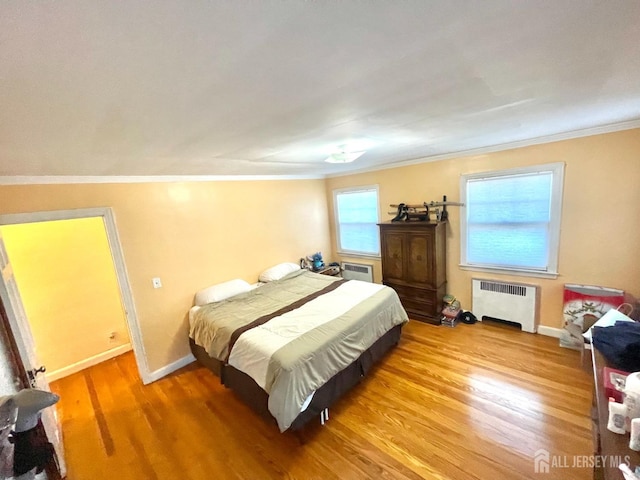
[378,221,446,324]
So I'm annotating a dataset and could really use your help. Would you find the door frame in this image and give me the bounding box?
[0,207,151,384]
[0,296,62,479]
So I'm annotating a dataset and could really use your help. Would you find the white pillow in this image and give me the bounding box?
[194,279,252,306]
[258,262,300,283]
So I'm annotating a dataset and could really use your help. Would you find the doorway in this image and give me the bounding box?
[1,217,132,381]
[0,208,150,384]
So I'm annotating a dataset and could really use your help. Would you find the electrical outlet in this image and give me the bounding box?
[152,277,162,288]
[108,331,117,342]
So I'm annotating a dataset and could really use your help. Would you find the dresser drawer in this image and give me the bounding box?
[385,282,440,322]
[402,295,436,312]
[403,304,440,324]
[385,283,437,306]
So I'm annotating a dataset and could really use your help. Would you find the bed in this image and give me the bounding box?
[188,268,409,432]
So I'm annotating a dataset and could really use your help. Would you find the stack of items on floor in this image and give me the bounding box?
[441,294,461,327]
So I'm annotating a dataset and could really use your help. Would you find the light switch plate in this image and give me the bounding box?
[152,277,162,288]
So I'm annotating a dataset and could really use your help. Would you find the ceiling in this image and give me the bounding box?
[1,1,639,179]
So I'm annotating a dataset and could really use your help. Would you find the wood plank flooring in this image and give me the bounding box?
[50,321,593,480]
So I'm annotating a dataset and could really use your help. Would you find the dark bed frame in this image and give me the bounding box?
[189,324,403,430]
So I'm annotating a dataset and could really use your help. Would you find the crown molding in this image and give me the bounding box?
[0,174,325,185]
[1,120,638,184]
[327,119,640,178]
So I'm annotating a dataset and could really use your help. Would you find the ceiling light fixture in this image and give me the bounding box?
[324,148,366,164]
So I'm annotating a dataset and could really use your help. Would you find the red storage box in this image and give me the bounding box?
[603,367,629,403]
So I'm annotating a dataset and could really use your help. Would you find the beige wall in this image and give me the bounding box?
[1,129,637,376]
[326,129,640,328]
[0,180,332,373]
[0,218,130,376]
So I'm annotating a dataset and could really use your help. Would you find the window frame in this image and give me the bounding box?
[459,162,565,279]
[333,184,381,258]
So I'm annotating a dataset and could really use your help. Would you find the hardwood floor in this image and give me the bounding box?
[50,321,593,480]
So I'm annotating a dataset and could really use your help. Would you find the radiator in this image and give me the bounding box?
[341,262,374,282]
[471,278,539,333]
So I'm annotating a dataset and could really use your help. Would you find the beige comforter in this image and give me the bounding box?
[190,270,408,431]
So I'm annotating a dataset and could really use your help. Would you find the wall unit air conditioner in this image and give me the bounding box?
[471,278,539,333]
[341,262,374,282]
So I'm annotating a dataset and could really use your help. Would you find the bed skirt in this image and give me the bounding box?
[188,324,403,430]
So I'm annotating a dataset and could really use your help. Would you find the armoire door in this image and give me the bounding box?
[406,232,434,287]
[381,231,405,282]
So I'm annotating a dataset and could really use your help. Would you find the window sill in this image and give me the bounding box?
[458,264,559,280]
[337,251,381,261]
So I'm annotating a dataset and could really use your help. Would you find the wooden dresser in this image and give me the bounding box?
[378,221,446,324]
[591,341,640,479]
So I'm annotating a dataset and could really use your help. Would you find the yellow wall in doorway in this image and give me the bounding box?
[0,217,131,377]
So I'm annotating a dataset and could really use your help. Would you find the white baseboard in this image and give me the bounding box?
[146,353,196,384]
[46,343,133,382]
[537,325,564,338]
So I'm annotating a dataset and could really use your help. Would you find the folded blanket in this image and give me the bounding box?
[593,321,640,371]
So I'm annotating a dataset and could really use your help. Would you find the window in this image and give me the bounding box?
[460,163,564,277]
[334,185,380,257]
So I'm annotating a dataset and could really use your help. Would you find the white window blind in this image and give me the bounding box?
[334,186,380,256]
[461,163,564,276]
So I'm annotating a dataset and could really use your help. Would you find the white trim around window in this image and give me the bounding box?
[460,162,565,279]
[333,185,381,258]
